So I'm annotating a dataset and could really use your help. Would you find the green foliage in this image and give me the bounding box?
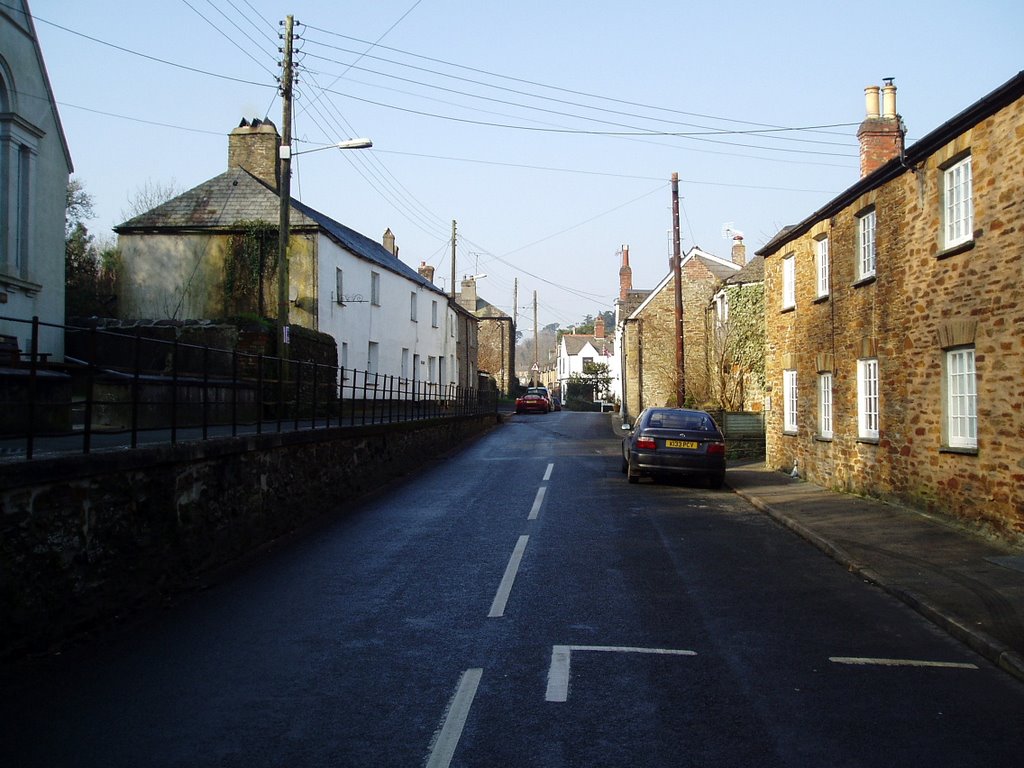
[65,180,119,318]
[723,284,765,388]
[225,220,276,317]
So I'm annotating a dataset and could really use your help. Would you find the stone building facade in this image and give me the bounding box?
[618,246,742,423]
[758,73,1024,538]
[455,276,515,395]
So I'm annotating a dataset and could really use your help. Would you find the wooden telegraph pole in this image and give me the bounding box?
[277,15,295,361]
[671,172,684,406]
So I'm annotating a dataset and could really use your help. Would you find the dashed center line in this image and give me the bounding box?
[543,462,554,481]
[425,668,483,768]
[488,535,530,618]
[528,487,546,520]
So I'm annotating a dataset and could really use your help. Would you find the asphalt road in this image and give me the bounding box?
[2,411,1023,767]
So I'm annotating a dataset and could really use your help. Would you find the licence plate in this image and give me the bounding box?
[665,440,699,449]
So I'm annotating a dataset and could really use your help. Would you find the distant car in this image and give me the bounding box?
[515,386,551,414]
[621,407,726,488]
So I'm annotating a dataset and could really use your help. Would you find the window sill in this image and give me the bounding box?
[852,275,877,289]
[856,437,880,445]
[0,273,43,297]
[780,305,796,314]
[813,295,830,305]
[936,239,976,261]
[940,445,978,456]
[783,429,798,437]
[814,435,833,442]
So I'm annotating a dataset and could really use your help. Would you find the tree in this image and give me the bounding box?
[65,179,119,318]
[121,178,183,221]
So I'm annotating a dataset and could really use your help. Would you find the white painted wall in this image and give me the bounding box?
[316,235,457,388]
[0,3,72,358]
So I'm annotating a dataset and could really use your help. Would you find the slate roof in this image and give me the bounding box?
[563,334,614,356]
[722,254,764,286]
[115,167,442,295]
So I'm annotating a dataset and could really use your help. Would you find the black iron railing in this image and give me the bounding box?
[0,315,497,461]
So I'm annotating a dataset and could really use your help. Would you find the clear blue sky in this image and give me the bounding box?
[30,0,1024,331]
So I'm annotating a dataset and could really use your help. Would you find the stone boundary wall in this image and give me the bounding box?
[0,414,499,656]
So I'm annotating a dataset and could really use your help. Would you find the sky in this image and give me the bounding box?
[27,0,1024,332]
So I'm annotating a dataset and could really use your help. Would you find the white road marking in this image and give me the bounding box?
[425,668,483,768]
[545,644,698,702]
[829,656,978,669]
[528,487,546,520]
[543,462,554,481]
[488,535,529,618]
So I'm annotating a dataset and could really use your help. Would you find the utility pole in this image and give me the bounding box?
[450,220,457,299]
[671,172,684,406]
[277,15,295,361]
[533,290,539,385]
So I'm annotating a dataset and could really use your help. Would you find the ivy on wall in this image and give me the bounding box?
[224,220,276,317]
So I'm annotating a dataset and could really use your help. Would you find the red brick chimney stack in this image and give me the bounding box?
[857,79,904,177]
[595,315,605,339]
[618,245,632,301]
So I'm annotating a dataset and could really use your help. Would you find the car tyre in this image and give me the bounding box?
[627,461,639,484]
[709,471,725,490]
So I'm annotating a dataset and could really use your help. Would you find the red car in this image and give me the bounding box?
[515,386,551,414]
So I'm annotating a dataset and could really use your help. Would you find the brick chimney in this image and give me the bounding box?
[731,234,746,266]
[228,118,279,189]
[595,315,605,339]
[618,245,632,301]
[857,79,904,177]
[383,228,398,256]
[418,261,435,284]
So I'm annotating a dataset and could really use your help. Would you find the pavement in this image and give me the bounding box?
[725,460,1024,684]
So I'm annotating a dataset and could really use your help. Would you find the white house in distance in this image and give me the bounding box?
[0,0,73,358]
[556,315,617,402]
[114,118,461,391]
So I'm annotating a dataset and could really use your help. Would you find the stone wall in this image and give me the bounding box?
[0,414,498,656]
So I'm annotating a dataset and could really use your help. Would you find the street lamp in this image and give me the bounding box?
[277,137,372,359]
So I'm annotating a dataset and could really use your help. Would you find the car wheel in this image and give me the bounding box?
[627,461,639,484]
[709,472,725,490]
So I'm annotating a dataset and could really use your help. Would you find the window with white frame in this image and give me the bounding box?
[783,369,798,432]
[782,254,796,309]
[815,236,830,298]
[943,155,973,249]
[370,272,381,306]
[410,292,417,321]
[432,300,439,328]
[401,348,410,379]
[857,209,877,280]
[857,358,879,439]
[818,372,833,438]
[945,347,977,449]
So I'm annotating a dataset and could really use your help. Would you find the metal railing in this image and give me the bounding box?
[0,315,497,461]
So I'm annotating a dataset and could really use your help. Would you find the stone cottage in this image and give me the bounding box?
[758,73,1024,538]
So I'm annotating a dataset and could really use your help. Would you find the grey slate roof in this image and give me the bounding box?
[115,167,442,295]
[563,335,614,356]
[723,254,764,285]
[114,169,318,231]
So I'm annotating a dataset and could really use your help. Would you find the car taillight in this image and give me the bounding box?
[707,442,725,456]
[636,437,657,450]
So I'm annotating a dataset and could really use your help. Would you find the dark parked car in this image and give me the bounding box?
[515,386,551,414]
[621,407,726,488]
